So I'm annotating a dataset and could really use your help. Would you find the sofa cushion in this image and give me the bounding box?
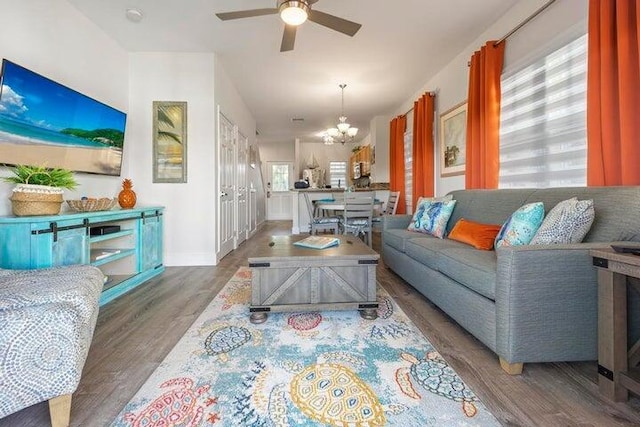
[383,228,423,253]
[530,198,594,244]
[495,202,545,249]
[448,218,502,250]
[407,199,457,238]
[437,248,498,300]
[404,236,469,270]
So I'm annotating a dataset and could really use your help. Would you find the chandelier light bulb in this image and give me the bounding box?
[327,128,340,137]
[337,122,350,133]
[279,1,309,26]
[347,127,358,137]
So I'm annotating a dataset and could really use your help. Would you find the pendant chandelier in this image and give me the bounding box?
[326,84,358,144]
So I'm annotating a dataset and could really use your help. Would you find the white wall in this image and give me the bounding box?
[260,140,296,181]
[297,141,353,183]
[128,53,217,266]
[395,0,588,197]
[369,115,391,183]
[0,0,129,215]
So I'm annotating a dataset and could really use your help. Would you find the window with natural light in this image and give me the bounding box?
[499,33,587,188]
[270,164,290,192]
[404,130,413,213]
[329,161,347,188]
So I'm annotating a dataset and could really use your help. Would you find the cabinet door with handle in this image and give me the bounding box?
[31,224,89,268]
[140,213,163,271]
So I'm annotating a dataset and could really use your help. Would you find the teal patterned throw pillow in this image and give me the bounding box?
[495,202,545,249]
[407,199,457,238]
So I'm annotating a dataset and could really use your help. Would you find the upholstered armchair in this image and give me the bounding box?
[0,265,104,427]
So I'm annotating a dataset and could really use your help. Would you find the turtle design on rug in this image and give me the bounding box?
[396,351,479,417]
[232,352,407,425]
[204,324,253,362]
[123,377,216,426]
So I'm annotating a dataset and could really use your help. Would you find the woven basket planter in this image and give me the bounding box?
[10,184,64,216]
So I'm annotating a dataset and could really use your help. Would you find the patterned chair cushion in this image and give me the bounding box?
[495,202,545,248]
[343,218,371,236]
[313,216,340,224]
[530,197,595,244]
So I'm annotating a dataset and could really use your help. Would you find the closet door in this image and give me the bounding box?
[217,111,235,260]
[236,132,248,246]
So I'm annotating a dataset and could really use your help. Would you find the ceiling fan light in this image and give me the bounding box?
[279,1,309,26]
[347,127,358,137]
[337,122,350,133]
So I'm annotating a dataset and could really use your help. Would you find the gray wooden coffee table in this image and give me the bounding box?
[248,235,379,323]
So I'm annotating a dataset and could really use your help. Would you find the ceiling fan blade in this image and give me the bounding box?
[308,10,362,36]
[281,25,297,52]
[216,8,278,21]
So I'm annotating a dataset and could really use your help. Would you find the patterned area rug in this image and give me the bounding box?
[112,267,499,426]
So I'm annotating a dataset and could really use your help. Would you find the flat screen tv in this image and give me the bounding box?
[0,59,126,176]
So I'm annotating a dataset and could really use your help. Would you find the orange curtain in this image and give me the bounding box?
[587,0,640,185]
[412,92,436,208]
[465,40,505,189]
[389,115,407,214]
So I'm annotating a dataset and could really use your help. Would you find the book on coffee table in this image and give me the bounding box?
[293,236,340,249]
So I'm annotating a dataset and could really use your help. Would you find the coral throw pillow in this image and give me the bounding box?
[495,202,545,249]
[449,219,502,250]
[530,197,595,244]
[407,199,457,238]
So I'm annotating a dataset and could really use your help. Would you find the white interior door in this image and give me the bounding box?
[236,133,248,246]
[217,111,235,259]
[266,161,293,220]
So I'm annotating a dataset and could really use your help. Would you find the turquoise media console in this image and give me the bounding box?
[0,206,164,305]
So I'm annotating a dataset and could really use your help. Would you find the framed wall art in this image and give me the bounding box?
[153,101,187,183]
[439,101,467,177]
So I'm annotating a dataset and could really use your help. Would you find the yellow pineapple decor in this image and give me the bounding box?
[118,178,137,209]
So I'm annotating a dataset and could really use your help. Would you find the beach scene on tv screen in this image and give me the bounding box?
[0,60,126,176]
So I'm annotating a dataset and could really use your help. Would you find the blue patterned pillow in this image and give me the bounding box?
[407,199,457,238]
[408,195,453,232]
[530,198,594,244]
[495,202,545,248]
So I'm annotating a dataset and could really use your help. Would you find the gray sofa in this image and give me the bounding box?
[382,187,640,373]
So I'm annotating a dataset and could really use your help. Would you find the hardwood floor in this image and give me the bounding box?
[2,221,639,426]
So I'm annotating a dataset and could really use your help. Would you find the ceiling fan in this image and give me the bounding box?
[216,0,362,52]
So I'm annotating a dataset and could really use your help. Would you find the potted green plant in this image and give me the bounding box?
[3,165,78,216]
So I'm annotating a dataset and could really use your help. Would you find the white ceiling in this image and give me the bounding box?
[67,0,520,144]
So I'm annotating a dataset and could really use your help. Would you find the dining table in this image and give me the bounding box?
[314,198,384,216]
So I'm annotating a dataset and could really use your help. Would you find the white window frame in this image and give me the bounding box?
[267,161,293,192]
[328,160,347,189]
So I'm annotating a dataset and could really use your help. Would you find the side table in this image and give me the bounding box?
[591,248,640,401]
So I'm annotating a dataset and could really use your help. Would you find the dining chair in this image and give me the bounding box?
[340,193,374,246]
[304,193,340,235]
[372,191,400,229]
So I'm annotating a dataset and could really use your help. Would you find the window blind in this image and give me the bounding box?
[499,33,587,188]
[329,161,347,189]
[404,130,413,213]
